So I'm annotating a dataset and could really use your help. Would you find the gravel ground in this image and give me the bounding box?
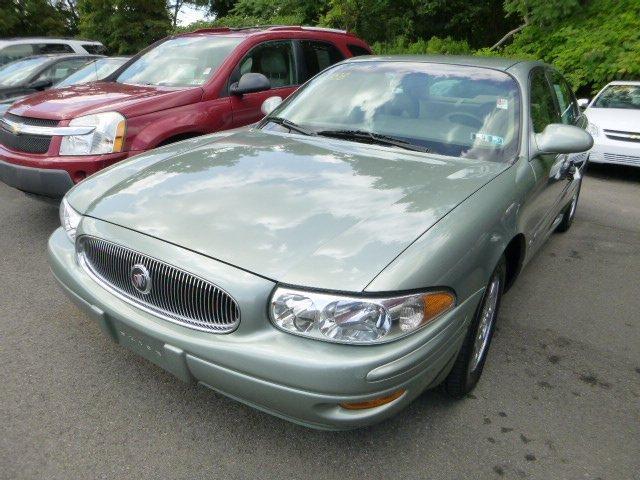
[1,163,639,480]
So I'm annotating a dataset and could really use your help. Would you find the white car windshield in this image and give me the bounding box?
[0,57,49,87]
[56,57,128,88]
[265,61,521,163]
[593,84,640,110]
[116,36,242,87]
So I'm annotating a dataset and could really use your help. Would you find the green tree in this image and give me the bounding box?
[0,0,73,37]
[494,0,640,94]
[78,0,171,54]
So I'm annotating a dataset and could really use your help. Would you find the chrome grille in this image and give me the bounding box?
[604,129,640,143]
[603,153,640,166]
[77,236,240,333]
[0,113,58,154]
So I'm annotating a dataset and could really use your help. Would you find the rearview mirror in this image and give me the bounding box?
[29,78,53,91]
[261,96,282,116]
[534,124,593,155]
[230,73,271,96]
[577,98,590,109]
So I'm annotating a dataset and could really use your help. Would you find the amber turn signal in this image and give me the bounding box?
[113,120,126,153]
[340,389,405,410]
[423,291,455,323]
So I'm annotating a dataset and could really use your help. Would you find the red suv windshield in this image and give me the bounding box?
[116,36,243,87]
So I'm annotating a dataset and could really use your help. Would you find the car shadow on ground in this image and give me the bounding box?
[585,162,640,182]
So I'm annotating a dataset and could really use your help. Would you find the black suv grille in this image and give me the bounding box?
[0,113,59,154]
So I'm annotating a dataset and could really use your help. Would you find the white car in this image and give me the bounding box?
[579,81,640,167]
[0,38,105,67]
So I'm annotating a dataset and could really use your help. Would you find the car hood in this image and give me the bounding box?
[7,81,202,120]
[585,108,640,131]
[69,130,508,291]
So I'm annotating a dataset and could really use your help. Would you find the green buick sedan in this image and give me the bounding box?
[49,56,592,430]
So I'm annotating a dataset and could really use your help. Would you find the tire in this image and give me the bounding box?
[556,181,581,233]
[444,256,506,398]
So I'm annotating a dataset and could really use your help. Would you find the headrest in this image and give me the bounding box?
[260,50,287,75]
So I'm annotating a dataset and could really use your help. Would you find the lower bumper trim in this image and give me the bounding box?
[0,158,73,198]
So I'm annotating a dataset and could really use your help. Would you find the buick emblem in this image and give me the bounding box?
[130,264,152,294]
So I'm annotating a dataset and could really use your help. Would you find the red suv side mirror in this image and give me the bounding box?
[230,73,271,96]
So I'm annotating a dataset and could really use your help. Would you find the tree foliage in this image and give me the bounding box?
[499,0,640,94]
[0,0,77,37]
[78,0,171,54]
[2,0,637,95]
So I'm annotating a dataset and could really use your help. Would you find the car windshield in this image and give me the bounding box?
[0,57,49,87]
[593,84,640,110]
[116,36,242,87]
[264,61,521,162]
[55,57,128,88]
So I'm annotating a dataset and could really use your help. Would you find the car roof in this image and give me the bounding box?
[9,54,100,62]
[0,38,102,45]
[344,54,544,72]
[178,25,359,39]
[603,80,640,86]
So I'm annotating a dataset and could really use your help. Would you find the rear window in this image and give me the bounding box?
[36,43,74,54]
[347,44,371,57]
[299,41,344,82]
[82,44,106,55]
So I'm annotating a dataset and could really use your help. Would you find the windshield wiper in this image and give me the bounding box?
[266,117,317,136]
[317,129,431,153]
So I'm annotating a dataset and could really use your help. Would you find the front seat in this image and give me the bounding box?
[259,49,289,88]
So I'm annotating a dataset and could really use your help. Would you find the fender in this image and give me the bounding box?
[127,97,234,151]
[366,156,533,303]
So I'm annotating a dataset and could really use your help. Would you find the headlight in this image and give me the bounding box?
[270,287,455,344]
[59,112,126,156]
[59,197,81,241]
[586,122,599,137]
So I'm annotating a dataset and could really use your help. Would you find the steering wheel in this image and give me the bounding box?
[445,112,483,129]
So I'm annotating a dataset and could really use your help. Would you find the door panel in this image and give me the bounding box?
[230,40,298,127]
[526,68,570,251]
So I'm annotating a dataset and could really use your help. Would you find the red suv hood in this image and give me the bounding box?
[8,82,203,120]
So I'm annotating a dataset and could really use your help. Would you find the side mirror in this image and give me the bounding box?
[230,73,271,96]
[577,98,590,109]
[261,96,282,116]
[29,78,53,91]
[534,124,593,155]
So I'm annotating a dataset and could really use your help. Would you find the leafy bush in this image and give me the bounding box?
[372,36,472,56]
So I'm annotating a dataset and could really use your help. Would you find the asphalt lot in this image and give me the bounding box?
[1,163,639,480]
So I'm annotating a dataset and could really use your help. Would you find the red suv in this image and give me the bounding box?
[0,26,370,198]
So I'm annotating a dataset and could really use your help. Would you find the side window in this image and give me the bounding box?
[36,43,75,54]
[347,44,371,57]
[82,44,106,55]
[548,70,579,125]
[299,40,344,82]
[530,68,560,133]
[0,44,34,66]
[35,58,92,84]
[237,41,296,88]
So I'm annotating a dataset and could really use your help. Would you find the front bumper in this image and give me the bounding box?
[588,136,640,167]
[0,144,131,198]
[0,158,74,198]
[48,218,482,430]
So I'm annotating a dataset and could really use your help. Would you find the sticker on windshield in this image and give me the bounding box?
[496,98,509,110]
[203,67,212,75]
[472,133,505,146]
